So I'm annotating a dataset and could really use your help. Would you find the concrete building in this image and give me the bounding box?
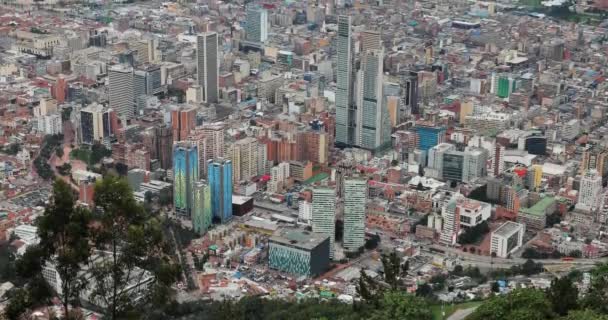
[577,169,603,212]
[427,143,455,179]
[108,64,135,119]
[343,178,367,252]
[490,221,525,258]
[37,113,63,135]
[462,147,487,183]
[196,32,219,103]
[229,137,260,183]
[458,198,491,227]
[357,49,390,152]
[312,187,336,259]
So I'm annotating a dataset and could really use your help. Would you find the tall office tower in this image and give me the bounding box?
[335,15,355,146]
[357,49,390,152]
[80,103,114,144]
[193,181,212,235]
[173,142,199,217]
[171,107,197,141]
[134,65,162,99]
[462,147,487,183]
[577,169,603,212]
[343,178,367,252]
[229,137,260,183]
[156,125,173,170]
[208,159,233,223]
[193,122,225,178]
[196,32,219,103]
[440,194,461,245]
[108,64,135,119]
[361,30,381,52]
[312,187,336,259]
[246,5,268,43]
[403,71,419,116]
[426,143,456,179]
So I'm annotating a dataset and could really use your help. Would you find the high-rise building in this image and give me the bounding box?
[54,75,67,104]
[192,123,225,178]
[312,187,336,259]
[490,221,525,258]
[193,181,212,235]
[581,145,608,178]
[426,143,455,179]
[246,5,268,43]
[229,137,260,183]
[173,142,199,217]
[108,64,135,119]
[343,178,367,252]
[577,169,603,212]
[335,15,355,146]
[37,113,63,135]
[80,103,112,144]
[171,107,197,141]
[357,49,390,152]
[416,125,446,152]
[156,125,173,170]
[208,159,233,223]
[403,71,419,115]
[196,32,219,103]
[442,150,464,182]
[360,30,381,52]
[462,147,487,183]
[440,195,460,245]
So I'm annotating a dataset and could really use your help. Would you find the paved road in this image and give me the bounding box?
[448,306,478,320]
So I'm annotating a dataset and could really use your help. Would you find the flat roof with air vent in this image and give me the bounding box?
[269,227,329,251]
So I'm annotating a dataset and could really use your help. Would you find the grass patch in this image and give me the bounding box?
[430,301,483,320]
[70,148,91,163]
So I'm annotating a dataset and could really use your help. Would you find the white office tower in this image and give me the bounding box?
[335,15,355,146]
[298,200,313,223]
[440,194,461,245]
[357,49,390,152]
[462,147,487,183]
[577,169,603,212]
[468,136,504,177]
[196,32,219,103]
[426,143,455,179]
[343,178,367,252]
[246,5,268,43]
[108,64,135,119]
[312,187,336,259]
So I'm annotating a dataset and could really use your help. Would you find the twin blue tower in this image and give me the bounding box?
[173,142,232,234]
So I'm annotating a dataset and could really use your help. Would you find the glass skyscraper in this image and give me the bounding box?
[335,15,354,146]
[173,142,199,217]
[208,159,233,223]
[416,125,446,151]
[193,181,212,235]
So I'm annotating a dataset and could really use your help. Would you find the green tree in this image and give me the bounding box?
[469,288,553,320]
[381,251,401,289]
[581,263,608,313]
[548,276,578,316]
[561,309,608,320]
[90,176,180,319]
[370,291,432,320]
[4,288,32,320]
[37,179,92,319]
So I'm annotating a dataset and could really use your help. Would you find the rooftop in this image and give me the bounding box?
[270,227,329,250]
[519,196,556,217]
[493,221,524,237]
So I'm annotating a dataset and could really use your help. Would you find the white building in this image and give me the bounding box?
[440,194,460,245]
[37,113,63,135]
[490,221,525,258]
[426,143,455,179]
[561,119,580,141]
[14,225,39,245]
[268,162,290,193]
[108,64,135,119]
[462,147,487,183]
[343,178,367,252]
[458,198,491,227]
[577,169,603,212]
[298,200,313,223]
[312,187,336,259]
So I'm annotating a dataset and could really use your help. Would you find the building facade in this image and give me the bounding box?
[208,159,233,223]
[343,178,367,252]
[312,187,336,259]
[173,142,199,217]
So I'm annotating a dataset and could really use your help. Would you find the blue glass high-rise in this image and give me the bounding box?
[207,159,233,223]
[173,142,198,217]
